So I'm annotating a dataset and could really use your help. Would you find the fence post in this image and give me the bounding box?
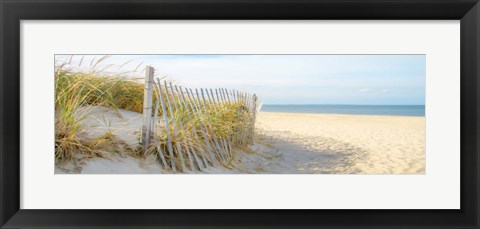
[142,66,154,152]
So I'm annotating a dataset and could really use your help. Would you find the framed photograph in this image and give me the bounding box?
[1,0,479,228]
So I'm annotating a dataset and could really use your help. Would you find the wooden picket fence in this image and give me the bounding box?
[141,66,260,173]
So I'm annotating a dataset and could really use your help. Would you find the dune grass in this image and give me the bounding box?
[54,58,256,172]
[54,64,146,164]
[145,93,254,171]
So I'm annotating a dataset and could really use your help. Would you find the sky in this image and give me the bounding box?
[55,55,425,105]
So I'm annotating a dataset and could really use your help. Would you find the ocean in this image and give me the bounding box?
[260,105,425,117]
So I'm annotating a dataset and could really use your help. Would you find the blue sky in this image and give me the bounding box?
[56,55,425,105]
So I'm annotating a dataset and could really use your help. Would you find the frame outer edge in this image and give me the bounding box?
[1,0,480,228]
[0,0,3,225]
[461,1,480,228]
[1,0,21,228]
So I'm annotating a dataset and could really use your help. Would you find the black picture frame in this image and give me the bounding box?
[1,0,479,228]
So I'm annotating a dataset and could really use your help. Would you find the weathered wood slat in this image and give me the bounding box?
[156,79,176,173]
[209,89,218,107]
[215,89,222,104]
[223,88,231,102]
[249,93,254,144]
[206,89,230,162]
[232,89,237,102]
[220,88,238,149]
[221,88,233,160]
[215,89,226,112]
[188,88,218,166]
[174,85,206,171]
[179,86,209,169]
[168,82,196,172]
[205,89,224,158]
[183,87,211,167]
[251,94,258,144]
[231,89,240,145]
[152,81,169,169]
[142,66,154,150]
[243,92,248,145]
[237,91,245,145]
[200,89,227,163]
[219,88,227,105]
[164,81,187,172]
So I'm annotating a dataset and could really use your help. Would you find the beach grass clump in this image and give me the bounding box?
[54,63,145,164]
[55,66,145,113]
[55,108,92,163]
[145,89,256,171]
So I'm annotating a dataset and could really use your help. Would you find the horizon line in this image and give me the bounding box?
[262,104,425,106]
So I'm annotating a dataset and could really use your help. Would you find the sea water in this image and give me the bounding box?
[260,105,425,116]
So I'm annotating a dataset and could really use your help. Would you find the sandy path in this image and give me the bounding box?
[250,112,425,174]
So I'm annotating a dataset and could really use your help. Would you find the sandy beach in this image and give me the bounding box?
[55,107,425,174]
[252,112,425,174]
